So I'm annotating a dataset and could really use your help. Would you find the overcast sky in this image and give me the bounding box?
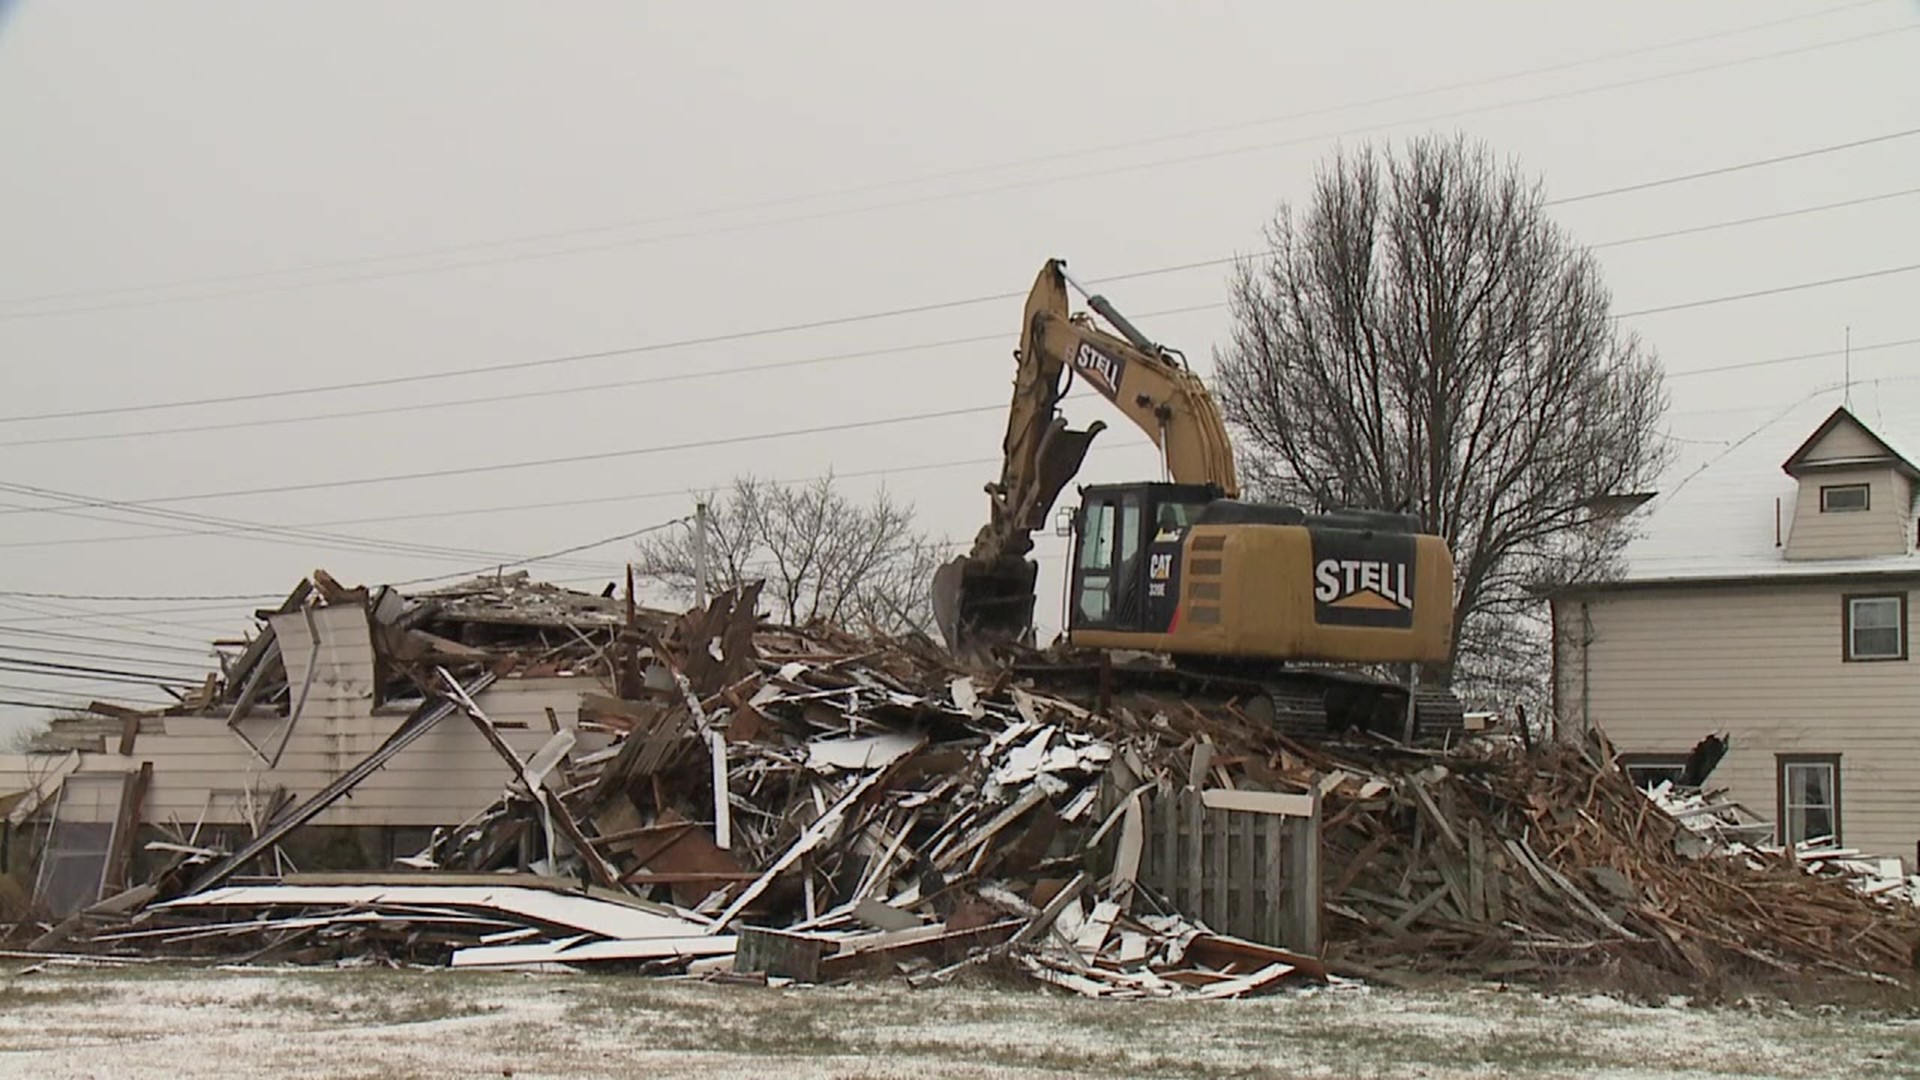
[1,1,1916,735]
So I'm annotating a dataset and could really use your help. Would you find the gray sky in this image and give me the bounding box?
[1,1,1916,734]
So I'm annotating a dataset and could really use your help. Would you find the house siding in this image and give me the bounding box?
[1784,466,1908,560]
[1554,579,1920,864]
[0,675,613,829]
[1799,422,1887,463]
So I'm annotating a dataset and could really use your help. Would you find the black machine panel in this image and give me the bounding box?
[1308,526,1418,630]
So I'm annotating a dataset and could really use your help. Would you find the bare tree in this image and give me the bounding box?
[1212,132,1669,694]
[633,474,947,636]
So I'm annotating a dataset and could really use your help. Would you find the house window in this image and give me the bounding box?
[1843,594,1907,661]
[1616,754,1688,791]
[1777,754,1841,847]
[1819,483,1870,512]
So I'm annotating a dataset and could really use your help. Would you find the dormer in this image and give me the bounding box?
[1781,407,1919,561]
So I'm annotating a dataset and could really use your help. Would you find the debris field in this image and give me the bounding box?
[9,575,1920,1002]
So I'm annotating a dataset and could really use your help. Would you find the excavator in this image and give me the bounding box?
[931,258,1464,739]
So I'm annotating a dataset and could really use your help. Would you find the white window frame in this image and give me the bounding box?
[1778,755,1841,848]
[1819,483,1870,513]
[1844,594,1906,662]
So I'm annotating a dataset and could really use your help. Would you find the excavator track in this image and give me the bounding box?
[1008,654,1466,745]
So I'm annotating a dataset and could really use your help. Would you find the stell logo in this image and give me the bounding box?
[1313,559,1413,611]
[1310,530,1417,629]
[1073,341,1126,400]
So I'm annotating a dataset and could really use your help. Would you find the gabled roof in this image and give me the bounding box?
[1583,380,1920,587]
[1781,406,1920,481]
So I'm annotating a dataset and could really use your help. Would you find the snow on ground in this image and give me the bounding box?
[0,963,1917,1079]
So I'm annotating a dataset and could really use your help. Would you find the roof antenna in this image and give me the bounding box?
[1844,325,1852,409]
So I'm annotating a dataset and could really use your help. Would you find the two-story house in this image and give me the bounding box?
[1551,387,1920,864]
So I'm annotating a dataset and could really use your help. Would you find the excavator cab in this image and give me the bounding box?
[1067,482,1218,638]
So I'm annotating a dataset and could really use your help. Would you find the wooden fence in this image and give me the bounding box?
[1138,785,1321,953]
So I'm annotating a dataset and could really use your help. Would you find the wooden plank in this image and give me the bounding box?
[116,715,140,756]
[1199,789,1316,817]
[1209,803,1229,932]
[1287,790,1322,953]
[1012,871,1089,947]
[1112,793,1144,894]
[709,729,731,850]
[99,762,152,897]
[1262,812,1283,946]
[1185,791,1203,921]
[1236,801,1256,938]
[1467,819,1487,924]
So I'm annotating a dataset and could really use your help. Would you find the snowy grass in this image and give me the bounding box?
[0,963,1917,1079]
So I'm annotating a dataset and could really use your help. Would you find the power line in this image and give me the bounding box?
[5,258,1912,522]
[1589,186,1920,249]
[0,1,1876,313]
[1615,263,1920,318]
[0,626,220,655]
[1666,336,1920,379]
[8,173,1914,453]
[0,691,174,711]
[0,301,1217,450]
[6,104,1916,432]
[382,515,693,589]
[0,589,288,603]
[0,655,202,686]
[0,479,623,575]
[0,642,217,671]
[2,21,1908,324]
[0,400,1036,515]
[1550,130,1920,206]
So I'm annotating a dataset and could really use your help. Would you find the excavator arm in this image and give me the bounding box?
[931,258,1239,655]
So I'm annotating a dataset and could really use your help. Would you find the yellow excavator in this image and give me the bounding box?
[931,258,1463,738]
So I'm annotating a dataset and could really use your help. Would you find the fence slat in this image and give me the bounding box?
[1138,786,1321,953]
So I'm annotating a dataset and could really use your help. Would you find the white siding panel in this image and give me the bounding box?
[1555,580,1920,863]
[1801,422,1885,463]
[1785,467,1907,560]
[12,681,600,828]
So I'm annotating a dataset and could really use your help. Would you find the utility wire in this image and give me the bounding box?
[0,401,1037,514]
[0,479,623,574]
[1589,186,1920,249]
[0,655,202,686]
[1552,131,1920,206]
[2,258,1910,522]
[4,110,1915,430]
[0,0,1876,312]
[0,589,280,603]
[9,177,1917,452]
[2,22,1909,324]
[1616,263,1920,318]
[1667,336,1920,380]
[0,642,218,671]
[0,626,220,655]
[0,302,1214,450]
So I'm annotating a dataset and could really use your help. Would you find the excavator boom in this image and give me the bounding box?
[932,259,1236,656]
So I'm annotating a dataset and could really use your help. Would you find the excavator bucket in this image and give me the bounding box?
[931,552,1038,658]
[932,418,1104,657]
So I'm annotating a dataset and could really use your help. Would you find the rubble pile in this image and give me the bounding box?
[1283,738,1920,984]
[41,584,1326,998]
[1650,782,1920,909]
[16,578,1920,996]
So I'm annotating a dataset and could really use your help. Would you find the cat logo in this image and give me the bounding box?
[1073,341,1126,400]
[1310,532,1417,629]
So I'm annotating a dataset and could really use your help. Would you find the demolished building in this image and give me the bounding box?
[4,570,1919,998]
[0,571,645,916]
